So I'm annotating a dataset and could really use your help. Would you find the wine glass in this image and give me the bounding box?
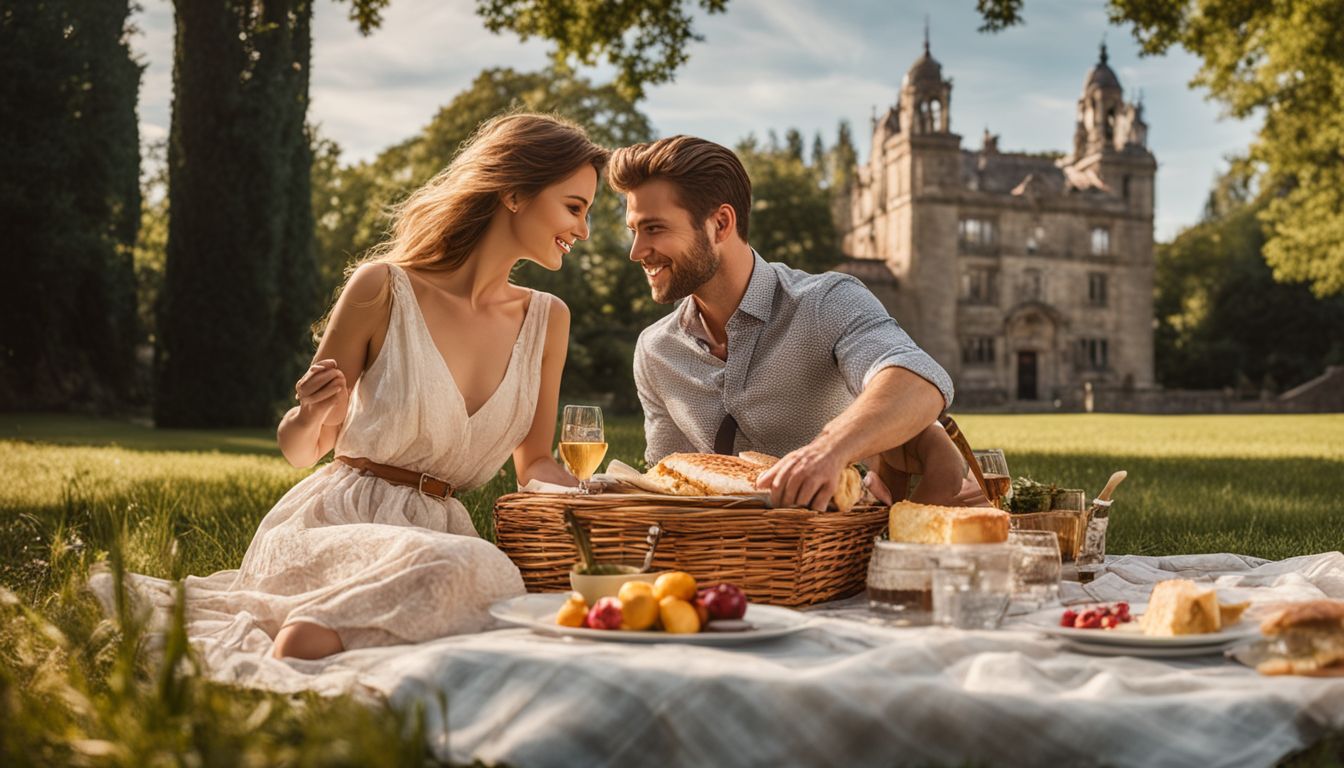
[972,448,1011,508]
[560,405,607,494]
[1007,529,1062,610]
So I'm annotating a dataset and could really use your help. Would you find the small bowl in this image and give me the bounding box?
[569,564,663,605]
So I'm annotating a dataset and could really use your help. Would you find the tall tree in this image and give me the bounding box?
[978,0,1344,298]
[1155,163,1344,391]
[0,0,142,410]
[157,0,320,427]
[159,0,731,426]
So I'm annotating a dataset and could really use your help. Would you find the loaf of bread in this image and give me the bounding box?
[648,452,863,512]
[1139,579,1221,636]
[1256,600,1344,676]
[886,500,1009,544]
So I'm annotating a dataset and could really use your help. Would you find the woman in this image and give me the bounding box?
[102,113,608,662]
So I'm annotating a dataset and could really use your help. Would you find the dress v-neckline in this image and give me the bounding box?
[398,267,536,421]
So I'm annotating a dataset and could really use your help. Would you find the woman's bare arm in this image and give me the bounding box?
[512,297,576,487]
[276,263,390,468]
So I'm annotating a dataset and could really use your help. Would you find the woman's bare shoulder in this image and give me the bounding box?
[342,262,393,306]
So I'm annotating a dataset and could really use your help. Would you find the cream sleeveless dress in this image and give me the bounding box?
[95,265,542,656]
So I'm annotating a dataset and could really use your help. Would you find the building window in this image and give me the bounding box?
[1090,226,1111,256]
[1087,272,1108,306]
[1078,338,1109,370]
[958,218,996,253]
[962,337,996,365]
[1026,225,1045,254]
[962,267,997,304]
[1021,269,1043,301]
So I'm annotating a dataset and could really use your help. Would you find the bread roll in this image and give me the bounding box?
[1256,599,1344,675]
[887,500,1009,544]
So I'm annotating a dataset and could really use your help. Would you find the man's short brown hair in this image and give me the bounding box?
[608,136,751,240]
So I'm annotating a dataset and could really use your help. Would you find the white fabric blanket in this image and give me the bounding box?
[161,551,1344,767]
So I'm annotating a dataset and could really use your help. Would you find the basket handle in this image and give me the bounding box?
[939,415,993,505]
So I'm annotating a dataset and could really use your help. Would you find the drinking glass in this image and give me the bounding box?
[560,405,607,494]
[972,449,1011,508]
[866,540,936,626]
[931,544,1012,630]
[1007,530,1062,609]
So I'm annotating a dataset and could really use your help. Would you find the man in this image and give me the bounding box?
[608,135,984,511]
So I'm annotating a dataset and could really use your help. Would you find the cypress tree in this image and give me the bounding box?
[0,0,141,410]
[156,0,317,427]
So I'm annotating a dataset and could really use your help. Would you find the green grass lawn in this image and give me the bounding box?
[2,411,1342,765]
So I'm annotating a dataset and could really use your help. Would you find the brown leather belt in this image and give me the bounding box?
[336,455,455,500]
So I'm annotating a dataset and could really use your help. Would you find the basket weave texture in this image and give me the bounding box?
[494,492,888,607]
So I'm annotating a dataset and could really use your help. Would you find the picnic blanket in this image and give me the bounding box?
[138,551,1344,767]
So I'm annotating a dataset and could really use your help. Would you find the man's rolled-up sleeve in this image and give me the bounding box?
[815,276,955,409]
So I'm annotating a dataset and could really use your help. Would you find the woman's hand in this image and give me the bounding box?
[294,359,348,427]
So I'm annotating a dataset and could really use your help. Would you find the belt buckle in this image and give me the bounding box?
[417,471,452,499]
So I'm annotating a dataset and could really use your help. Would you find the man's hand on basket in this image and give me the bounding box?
[755,441,847,512]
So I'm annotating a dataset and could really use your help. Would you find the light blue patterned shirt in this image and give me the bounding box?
[634,253,955,464]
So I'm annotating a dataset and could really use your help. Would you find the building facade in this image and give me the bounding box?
[840,41,1156,406]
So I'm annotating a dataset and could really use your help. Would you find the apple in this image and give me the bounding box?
[585,597,623,630]
[698,584,747,621]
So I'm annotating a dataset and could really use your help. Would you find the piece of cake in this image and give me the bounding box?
[887,501,1009,545]
[1139,579,1221,636]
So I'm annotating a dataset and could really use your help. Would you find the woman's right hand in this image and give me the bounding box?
[294,359,348,427]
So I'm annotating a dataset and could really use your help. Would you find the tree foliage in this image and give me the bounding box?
[475,0,728,99]
[736,132,840,274]
[1155,162,1344,391]
[311,68,663,410]
[0,0,142,410]
[978,0,1344,298]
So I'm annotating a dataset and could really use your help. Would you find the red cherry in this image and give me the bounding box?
[1060,609,1078,627]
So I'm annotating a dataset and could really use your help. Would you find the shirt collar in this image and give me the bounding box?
[676,250,777,339]
[737,251,777,323]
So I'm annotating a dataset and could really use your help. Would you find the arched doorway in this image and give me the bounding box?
[1004,302,1066,402]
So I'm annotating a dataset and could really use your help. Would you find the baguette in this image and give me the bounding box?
[647,452,864,511]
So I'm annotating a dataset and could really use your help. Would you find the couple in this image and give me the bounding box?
[146,113,980,663]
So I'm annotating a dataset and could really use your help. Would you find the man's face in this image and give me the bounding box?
[624,179,720,304]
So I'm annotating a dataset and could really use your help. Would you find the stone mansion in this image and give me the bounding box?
[838,41,1156,406]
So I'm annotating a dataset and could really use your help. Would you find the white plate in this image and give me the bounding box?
[1021,602,1263,648]
[489,593,811,645]
[1058,639,1250,659]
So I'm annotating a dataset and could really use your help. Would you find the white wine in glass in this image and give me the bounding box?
[560,404,607,494]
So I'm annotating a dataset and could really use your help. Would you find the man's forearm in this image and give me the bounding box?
[811,366,944,464]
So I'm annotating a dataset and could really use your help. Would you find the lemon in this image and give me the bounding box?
[555,593,588,628]
[653,571,697,602]
[618,580,655,602]
[620,592,659,631]
[658,596,701,634]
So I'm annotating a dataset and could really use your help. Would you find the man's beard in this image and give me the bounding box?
[653,229,719,304]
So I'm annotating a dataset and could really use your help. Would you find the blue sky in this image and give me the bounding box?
[132,0,1258,241]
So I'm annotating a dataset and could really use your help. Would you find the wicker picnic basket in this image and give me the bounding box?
[493,493,889,607]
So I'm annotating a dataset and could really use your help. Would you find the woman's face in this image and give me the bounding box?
[511,164,598,271]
